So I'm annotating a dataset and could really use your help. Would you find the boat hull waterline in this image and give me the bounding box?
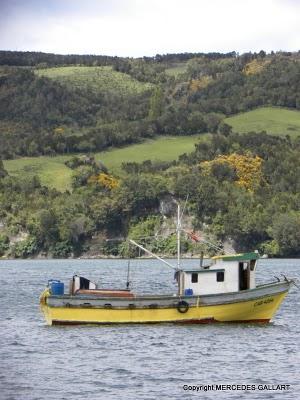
[40,281,290,325]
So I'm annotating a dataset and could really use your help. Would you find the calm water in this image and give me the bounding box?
[0,258,299,400]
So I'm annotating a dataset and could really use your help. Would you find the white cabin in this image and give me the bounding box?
[180,252,259,296]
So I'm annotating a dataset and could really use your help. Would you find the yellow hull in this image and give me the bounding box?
[40,289,288,325]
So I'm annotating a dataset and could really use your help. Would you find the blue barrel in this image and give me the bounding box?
[49,280,64,295]
[184,288,193,296]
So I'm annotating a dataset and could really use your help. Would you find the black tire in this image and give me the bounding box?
[177,300,189,313]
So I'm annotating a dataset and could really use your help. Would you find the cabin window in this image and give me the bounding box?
[191,273,198,283]
[216,271,224,282]
[250,260,256,271]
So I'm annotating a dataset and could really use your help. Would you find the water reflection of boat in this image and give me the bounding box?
[40,206,293,325]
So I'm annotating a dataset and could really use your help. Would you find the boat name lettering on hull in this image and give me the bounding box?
[254,298,274,307]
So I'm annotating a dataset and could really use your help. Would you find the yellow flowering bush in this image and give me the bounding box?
[201,153,264,191]
[88,173,119,190]
[189,76,213,92]
[243,59,270,75]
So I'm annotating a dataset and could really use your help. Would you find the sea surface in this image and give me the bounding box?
[0,258,299,400]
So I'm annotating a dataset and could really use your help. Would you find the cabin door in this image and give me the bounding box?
[239,262,250,290]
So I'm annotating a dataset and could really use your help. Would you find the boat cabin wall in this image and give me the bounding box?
[182,266,238,295]
[182,259,257,296]
[213,259,257,290]
[212,260,257,290]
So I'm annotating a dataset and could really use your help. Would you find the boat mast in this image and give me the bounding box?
[175,201,184,296]
[177,202,181,271]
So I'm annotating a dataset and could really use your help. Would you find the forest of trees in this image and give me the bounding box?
[0,50,300,258]
[0,50,238,67]
[0,50,300,158]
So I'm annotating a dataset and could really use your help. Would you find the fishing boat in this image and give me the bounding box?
[40,205,294,325]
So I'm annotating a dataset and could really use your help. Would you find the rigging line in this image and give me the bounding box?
[107,234,176,242]
[183,229,223,252]
[106,238,125,242]
[185,196,193,221]
[180,194,189,222]
[129,239,177,270]
[200,238,223,252]
[132,234,174,240]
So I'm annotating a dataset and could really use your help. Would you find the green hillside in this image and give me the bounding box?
[225,107,300,137]
[35,66,153,95]
[1,51,300,258]
[96,135,206,172]
[2,52,300,159]
[3,135,205,191]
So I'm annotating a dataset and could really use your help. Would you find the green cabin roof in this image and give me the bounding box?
[211,252,259,262]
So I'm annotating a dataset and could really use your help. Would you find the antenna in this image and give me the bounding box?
[126,259,130,289]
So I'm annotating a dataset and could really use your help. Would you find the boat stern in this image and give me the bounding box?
[40,288,53,325]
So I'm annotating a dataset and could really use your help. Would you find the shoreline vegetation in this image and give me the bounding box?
[1,50,300,259]
[1,255,300,261]
[0,255,209,260]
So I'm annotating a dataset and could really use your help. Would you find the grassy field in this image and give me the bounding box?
[95,135,206,172]
[165,63,188,76]
[225,107,300,136]
[4,135,206,191]
[4,155,72,192]
[35,66,153,95]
